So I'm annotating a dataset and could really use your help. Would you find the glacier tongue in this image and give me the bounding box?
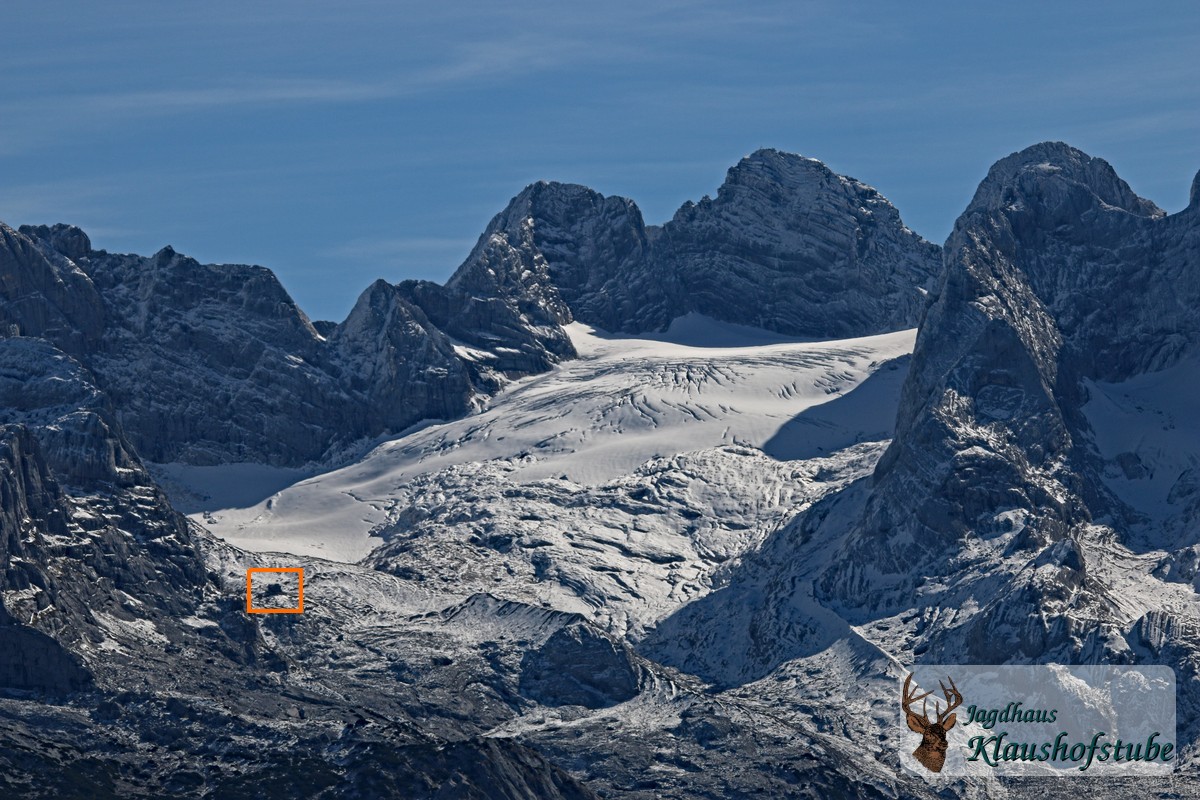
[177,318,914,565]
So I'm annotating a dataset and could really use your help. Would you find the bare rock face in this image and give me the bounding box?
[0,223,104,355]
[449,149,940,338]
[654,149,940,337]
[818,142,1200,662]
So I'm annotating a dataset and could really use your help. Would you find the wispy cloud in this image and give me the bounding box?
[6,32,589,120]
[0,30,597,158]
[69,79,395,114]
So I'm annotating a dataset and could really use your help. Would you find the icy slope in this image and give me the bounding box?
[186,317,914,564]
[1083,355,1200,538]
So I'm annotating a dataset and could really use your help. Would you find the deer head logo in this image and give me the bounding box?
[902,673,963,773]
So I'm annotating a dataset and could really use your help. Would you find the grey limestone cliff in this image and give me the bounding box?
[2,224,478,466]
[446,149,941,338]
[819,143,1200,666]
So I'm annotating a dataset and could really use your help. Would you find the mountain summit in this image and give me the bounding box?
[811,141,1200,669]
[0,151,936,467]
[439,148,940,338]
[11,143,1195,798]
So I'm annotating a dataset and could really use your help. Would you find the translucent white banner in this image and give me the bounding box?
[896,665,1175,777]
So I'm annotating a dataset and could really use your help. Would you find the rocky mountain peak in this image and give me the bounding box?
[658,149,939,337]
[818,143,1200,668]
[713,147,842,201]
[964,141,1164,220]
[505,179,625,223]
[16,223,92,262]
[152,244,179,266]
[673,149,838,231]
[0,222,104,354]
[673,147,917,247]
[446,178,645,325]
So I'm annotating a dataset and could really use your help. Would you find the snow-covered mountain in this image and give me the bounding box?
[434,148,940,338]
[644,144,1200,777]
[818,143,1200,655]
[2,149,938,469]
[2,144,1199,798]
[181,320,912,628]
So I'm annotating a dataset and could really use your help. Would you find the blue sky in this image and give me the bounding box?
[2,1,1197,322]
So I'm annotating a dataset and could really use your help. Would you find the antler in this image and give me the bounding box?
[902,673,934,724]
[904,673,962,727]
[936,676,963,724]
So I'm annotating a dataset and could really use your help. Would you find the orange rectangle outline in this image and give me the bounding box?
[245,567,305,614]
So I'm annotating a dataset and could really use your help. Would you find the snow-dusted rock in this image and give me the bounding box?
[744,143,1200,727]
[0,426,95,694]
[447,149,940,338]
[1,150,935,469]
[655,148,940,337]
[0,336,215,697]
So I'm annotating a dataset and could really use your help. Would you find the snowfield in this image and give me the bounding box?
[1084,354,1200,539]
[145,314,942,796]
[168,316,915,565]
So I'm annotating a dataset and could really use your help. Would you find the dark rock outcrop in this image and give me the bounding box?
[0,337,210,693]
[519,622,641,708]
